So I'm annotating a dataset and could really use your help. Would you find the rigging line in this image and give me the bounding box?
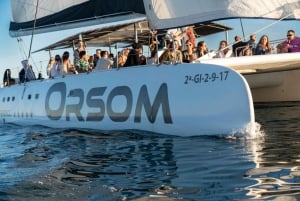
[239,18,246,41]
[218,12,295,54]
[18,37,39,72]
[27,0,39,60]
[250,12,294,36]
[17,38,28,60]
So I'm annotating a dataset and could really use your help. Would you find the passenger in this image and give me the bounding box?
[19,60,36,83]
[124,42,144,67]
[157,35,166,50]
[95,51,113,70]
[139,55,147,65]
[240,46,252,56]
[160,40,183,64]
[255,35,274,55]
[93,49,101,67]
[186,26,196,48]
[147,50,158,64]
[277,30,300,53]
[62,51,77,75]
[88,55,95,69]
[149,30,159,52]
[196,41,208,58]
[214,40,233,58]
[247,34,256,49]
[247,34,256,54]
[232,35,248,56]
[51,55,63,78]
[73,40,86,67]
[3,69,15,87]
[46,57,54,78]
[117,48,129,67]
[182,39,197,63]
[167,28,182,48]
[108,53,114,62]
[77,50,91,73]
[37,72,43,80]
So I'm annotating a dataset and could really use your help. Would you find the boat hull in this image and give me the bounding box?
[0,64,254,136]
[199,52,300,103]
[245,69,300,102]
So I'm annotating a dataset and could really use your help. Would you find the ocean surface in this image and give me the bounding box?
[1,103,300,201]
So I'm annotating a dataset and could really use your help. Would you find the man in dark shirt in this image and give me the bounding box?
[124,42,144,67]
[232,35,248,56]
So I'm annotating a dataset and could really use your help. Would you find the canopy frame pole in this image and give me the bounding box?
[134,23,138,43]
[116,43,119,69]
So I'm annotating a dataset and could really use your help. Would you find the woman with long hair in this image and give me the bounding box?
[255,35,274,55]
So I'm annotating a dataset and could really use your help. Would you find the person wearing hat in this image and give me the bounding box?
[124,42,145,67]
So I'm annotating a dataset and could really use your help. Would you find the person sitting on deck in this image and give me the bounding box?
[95,51,113,70]
[214,40,233,58]
[19,60,36,83]
[240,46,252,56]
[255,35,274,55]
[248,34,256,47]
[196,41,208,58]
[3,69,15,87]
[182,39,197,63]
[232,35,248,56]
[247,34,256,54]
[277,30,300,53]
[160,40,183,64]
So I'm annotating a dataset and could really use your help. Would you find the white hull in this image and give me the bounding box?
[0,64,254,136]
[199,52,300,102]
[245,69,300,102]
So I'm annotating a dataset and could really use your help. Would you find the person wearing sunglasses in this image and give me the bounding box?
[277,30,300,53]
[182,39,197,63]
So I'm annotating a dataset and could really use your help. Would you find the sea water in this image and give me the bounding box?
[1,103,300,201]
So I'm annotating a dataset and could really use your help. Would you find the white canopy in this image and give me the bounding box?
[143,0,300,29]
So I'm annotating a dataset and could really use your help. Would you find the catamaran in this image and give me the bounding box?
[1,0,299,136]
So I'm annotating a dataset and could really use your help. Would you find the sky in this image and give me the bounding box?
[1,1,300,79]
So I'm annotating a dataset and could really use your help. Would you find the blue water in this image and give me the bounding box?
[1,103,300,201]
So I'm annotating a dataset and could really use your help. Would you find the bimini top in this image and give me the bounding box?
[33,20,232,52]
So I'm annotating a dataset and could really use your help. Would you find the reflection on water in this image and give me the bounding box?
[244,103,300,200]
[2,103,300,200]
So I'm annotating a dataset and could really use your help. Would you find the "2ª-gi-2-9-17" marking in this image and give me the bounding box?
[184,71,229,84]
